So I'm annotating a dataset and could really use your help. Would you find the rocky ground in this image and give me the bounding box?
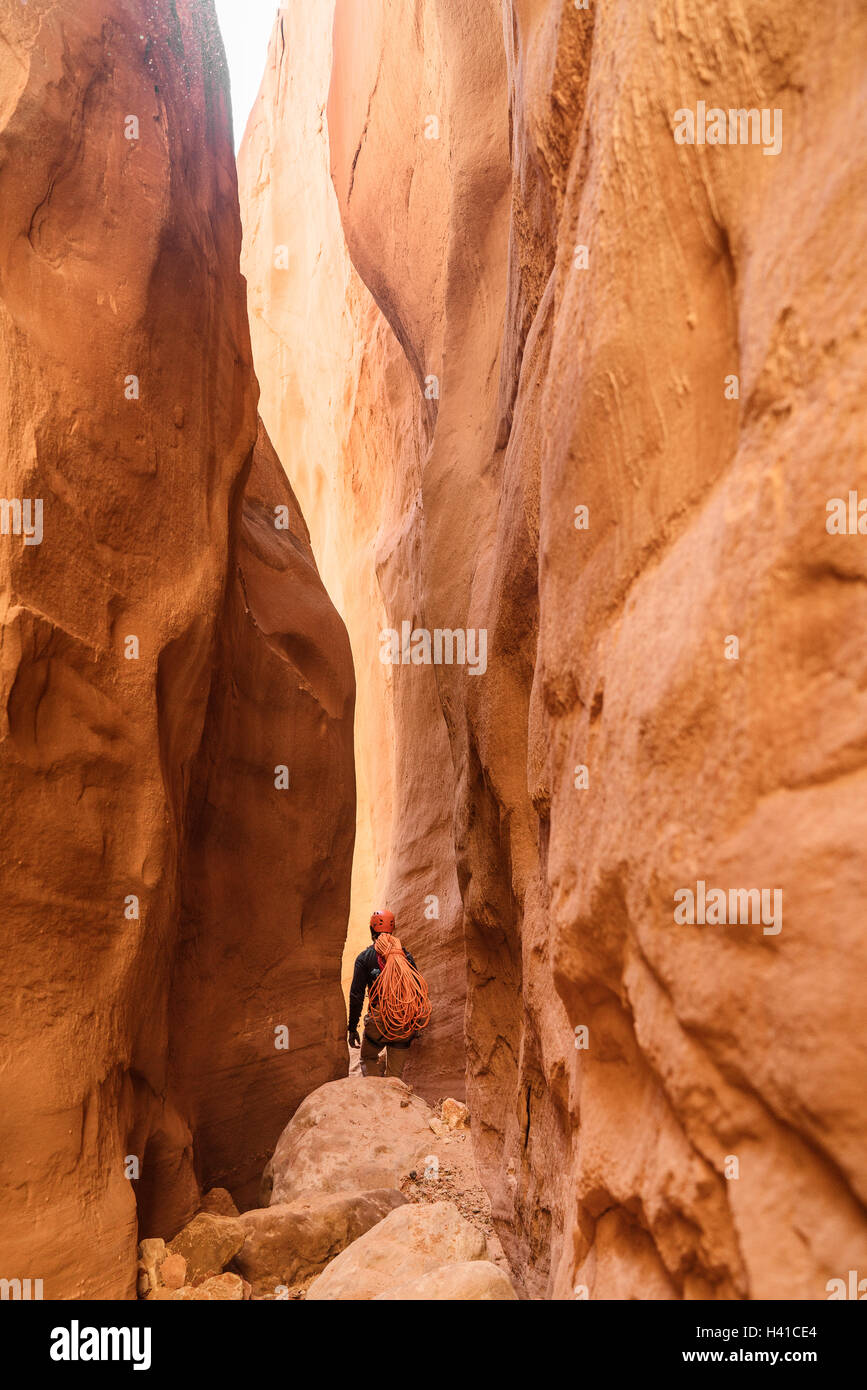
[398,1100,513,1285]
[136,1078,518,1301]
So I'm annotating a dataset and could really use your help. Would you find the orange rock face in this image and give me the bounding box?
[238,2,466,1104]
[0,1,353,1297]
[242,0,867,1299]
[170,421,355,1215]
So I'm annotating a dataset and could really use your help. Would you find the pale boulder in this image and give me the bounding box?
[235,1189,408,1296]
[374,1260,517,1300]
[306,1201,486,1300]
[173,1273,250,1301]
[269,1078,434,1205]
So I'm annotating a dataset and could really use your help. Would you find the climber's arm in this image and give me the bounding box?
[347,952,368,1034]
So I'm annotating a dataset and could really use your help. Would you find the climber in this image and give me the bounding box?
[347,909,431,1079]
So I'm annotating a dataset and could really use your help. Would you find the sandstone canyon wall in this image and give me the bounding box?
[238,4,467,1105]
[241,0,867,1299]
[0,0,353,1297]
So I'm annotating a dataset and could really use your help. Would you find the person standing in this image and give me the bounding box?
[347,909,428,1078]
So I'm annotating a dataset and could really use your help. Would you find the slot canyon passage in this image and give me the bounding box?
[0,0,866,1307]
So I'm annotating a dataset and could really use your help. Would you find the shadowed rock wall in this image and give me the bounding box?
[0,0,354,1297]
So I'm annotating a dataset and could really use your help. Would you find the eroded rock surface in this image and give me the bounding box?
[172,1272,250,1301]
[306,1200,487,1301]
[235,1188,407,1296]
[238,0,465,1104]
[269,1078,433,1205]
[167,1212,245,1286]
[171,420,355,1210]
[242,0,867,1300]
[0,0,354,1297]
[199,1188,241,1219]
[374,1260,517,1301]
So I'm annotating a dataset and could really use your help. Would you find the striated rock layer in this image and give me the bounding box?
[0,0,353,1297]
[242,0,867,1298]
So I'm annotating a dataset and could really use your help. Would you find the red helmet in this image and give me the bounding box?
[369,909,395,934]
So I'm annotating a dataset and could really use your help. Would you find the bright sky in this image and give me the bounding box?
[214,0,281,151]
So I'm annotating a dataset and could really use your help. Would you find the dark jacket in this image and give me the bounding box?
[348,942,418,1033]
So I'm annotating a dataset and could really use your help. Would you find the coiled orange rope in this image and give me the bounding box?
[369,935,432,1041]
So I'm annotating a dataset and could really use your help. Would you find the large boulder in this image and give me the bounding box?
[234,1190,408,1296]
[306,1201,486,1300]
[374,1260,517,1300]
[167,1213,245,1286]
[172,1273,250,1301]
[269,1077,434,1205]
[198,1188,240,1219]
